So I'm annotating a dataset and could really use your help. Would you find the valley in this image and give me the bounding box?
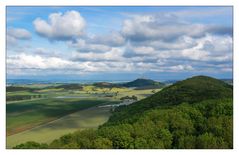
[6,78,162,148]
[6,76,233,149]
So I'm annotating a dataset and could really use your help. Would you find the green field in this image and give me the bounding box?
[7,106,111,148]
[7,98,114,136]
[6,84,159,148]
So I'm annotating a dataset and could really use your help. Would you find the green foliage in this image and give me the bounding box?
[157,129,173,148]
[7,94,42,101]
[74,129,98,148]
[122,78,164,88]
[13,141,48,149]
[54,84,83,90]
[93,82,121,88]
[92,138,112,149]
[177,135,196,149]
[133,137,148,148]
[97,124,134,149]
[106,76,232,124]
[7,86,37,92]
[120,95,137,100]
[196,133,229,149]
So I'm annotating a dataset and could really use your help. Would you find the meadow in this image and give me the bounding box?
[6,83,160,148]
[7,106,112,148]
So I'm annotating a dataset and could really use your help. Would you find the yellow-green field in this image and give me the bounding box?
[6,84,161,148]
[7,106,111,148]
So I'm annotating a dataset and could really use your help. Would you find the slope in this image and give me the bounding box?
[107,75,232,124]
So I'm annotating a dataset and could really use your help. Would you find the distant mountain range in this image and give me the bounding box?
[221,79,233,85]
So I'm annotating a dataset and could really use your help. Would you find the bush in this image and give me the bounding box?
[14,141,48,149]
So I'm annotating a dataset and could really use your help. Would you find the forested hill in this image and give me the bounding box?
[106,75,233,124]
[14,75,233,149]
[93,82,121,88]
[121,78,165,88]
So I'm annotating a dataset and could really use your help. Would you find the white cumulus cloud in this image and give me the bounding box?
[33,10,86,41]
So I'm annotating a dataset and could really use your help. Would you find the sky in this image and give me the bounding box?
[6,6,233,81]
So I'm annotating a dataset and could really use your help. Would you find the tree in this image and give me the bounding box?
[92,138,112,149]
[196,132,228,149]
[157,128,173,148]
[14,141,48,149]
[74,129,97,148]
[111,130,134,148]
[134,137,148,148]
[177,135,196,149]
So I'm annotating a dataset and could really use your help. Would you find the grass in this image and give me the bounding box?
[6,84,161,148]
[7,98,114,136]
[115,88,161,100]
[7,106,112,148]
[36,88,64,93]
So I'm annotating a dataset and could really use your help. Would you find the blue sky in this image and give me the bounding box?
[6,6,233,81]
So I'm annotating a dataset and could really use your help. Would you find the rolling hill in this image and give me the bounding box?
[122,78,165,89]
[107,75,233,124]
[93,82,121,88]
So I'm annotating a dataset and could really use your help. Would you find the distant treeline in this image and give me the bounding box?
[6,86,37,92]
[7,94,44,101]
[54,84,83,90]
[120,95,138,101]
